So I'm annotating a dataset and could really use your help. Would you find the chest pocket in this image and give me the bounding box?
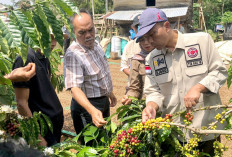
[83,63,107,81]
[154,72,174,95]
[185,65,208,82]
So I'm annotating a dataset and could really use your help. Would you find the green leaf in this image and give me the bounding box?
[83,125,98,136]
[117,109,128,119]
[40,5,64,47]
[157,127,171,143]
[52,2,74,39]
[0,33,10,55]
[77,147,97,157]
[116,104,130,113]
[229,98,232,103]
[41,113,53,133]
[0,15,22,49]
[0,94,13,105]
[57,150,76,157]
[84,136,95,144]
[19,120,30,141]
[0,113,6,121]
[29,118,36,141]
[0,76,11,85]
[100,136,106,143]
[225,113,232,129]
[119,114,141,123]
[0,58,10,73]
[12,10,40,49]
[140,152,147,157]
[53,0,79,16]
[198,152,211,157]
[38,114,46,136]
[32,112,40,138]
[32,11,51,57]
[106,112,116,123]
[105,122,111,133]
[20,43,28,63]
[227,61,232,88]
[22,10,34,24]
[111,122,117,133]
[72,131,82,142]
[172,126,184,136]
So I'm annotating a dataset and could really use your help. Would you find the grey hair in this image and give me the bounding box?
[71,8,93,24]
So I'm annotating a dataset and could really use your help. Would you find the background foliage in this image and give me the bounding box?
[193,0,232,31]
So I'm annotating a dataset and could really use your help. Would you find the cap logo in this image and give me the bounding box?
[156,12,165,22]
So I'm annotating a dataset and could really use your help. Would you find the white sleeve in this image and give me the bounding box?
[199,34,228,94]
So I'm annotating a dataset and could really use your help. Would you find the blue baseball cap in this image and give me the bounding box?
[135,8,167,40]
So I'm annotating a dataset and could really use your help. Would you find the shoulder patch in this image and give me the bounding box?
[145,65,152,75]
[152,54,168,76]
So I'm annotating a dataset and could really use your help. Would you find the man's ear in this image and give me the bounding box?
[164,21,171,32]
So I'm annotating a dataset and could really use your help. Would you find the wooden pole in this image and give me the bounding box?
[177,17,180,29]
[92,0,95,19]
[222,0,224,16]
[105,0,108,13]
[198,0,202,30]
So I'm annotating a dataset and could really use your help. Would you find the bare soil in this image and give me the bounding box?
[57,59,232,156]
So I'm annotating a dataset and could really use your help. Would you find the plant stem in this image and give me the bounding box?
[159,122,232,135]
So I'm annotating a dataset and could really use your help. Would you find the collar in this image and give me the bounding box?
[163,30,185,55]
[174,30,185,50]
[35,51,45,59]
[75,40,98,53]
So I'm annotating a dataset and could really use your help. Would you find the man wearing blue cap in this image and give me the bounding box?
[139,8,227,155]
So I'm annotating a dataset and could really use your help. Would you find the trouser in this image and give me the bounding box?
[44,113,64,147]
[71,96,110,140]
[197,136,221,156]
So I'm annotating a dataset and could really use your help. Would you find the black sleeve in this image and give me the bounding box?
[64,38,70,54]
[12,55,30,88]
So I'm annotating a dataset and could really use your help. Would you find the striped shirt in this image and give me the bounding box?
[64,40,113,98]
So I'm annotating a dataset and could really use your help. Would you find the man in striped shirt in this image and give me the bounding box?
[64,9,117,136]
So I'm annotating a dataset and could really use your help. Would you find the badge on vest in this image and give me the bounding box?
[185,44,203,67]
[153,54,168,76]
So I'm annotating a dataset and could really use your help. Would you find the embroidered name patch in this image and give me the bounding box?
[153,54,168,76]
[185,44,203,67]
[145,65,152,75]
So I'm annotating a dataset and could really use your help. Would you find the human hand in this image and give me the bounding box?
[109,92,117,107]
[38,134,47,146]
[4,63,36,82]
[90,108,107,128]
[142,102,158,123]
[184,84,205,112]
[121,95,132,105]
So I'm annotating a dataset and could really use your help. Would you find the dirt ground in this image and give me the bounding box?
[57,58,232,156]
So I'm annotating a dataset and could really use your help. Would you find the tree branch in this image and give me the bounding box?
[160,122,232,135]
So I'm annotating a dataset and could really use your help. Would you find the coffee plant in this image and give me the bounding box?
[0,1,232,157]
[40,98,232,157]
[0,105,53,147]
